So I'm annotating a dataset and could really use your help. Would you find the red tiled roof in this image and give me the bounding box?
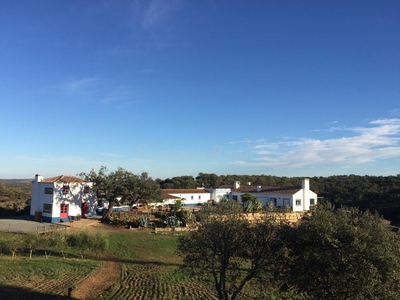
[162,189,209,199]
[161,191,181,199]
[232,185,301,195]
[41,175,87,183]
[217,185,232,189]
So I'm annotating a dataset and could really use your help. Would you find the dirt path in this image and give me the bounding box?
[71,253,120,300]
[66,218,149,299]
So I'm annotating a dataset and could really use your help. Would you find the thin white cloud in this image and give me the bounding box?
[229,139,266,144]
[132,0,183,30]
[233,119,400,170]
[62,77,98,93]
[101,152,123,158]
[390,108,400,116]
[99,85,141,107]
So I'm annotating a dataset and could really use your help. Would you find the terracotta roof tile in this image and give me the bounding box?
[232,185,301,195]
[41,175,87,183]
[162,189,209,199]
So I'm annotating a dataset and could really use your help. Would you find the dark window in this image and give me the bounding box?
[310,198,315,205]
[98,199,103,207]
[191,195,194,200]
[296,199,301,206]
[43,204,52,213]
[83,185,90,193]
[233,195,238,201]
[198,195,201,200]
[62,185,69,194]
[44,188,53,194]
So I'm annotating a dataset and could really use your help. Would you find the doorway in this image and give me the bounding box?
[81,202,89,217]
[60,204,69,218]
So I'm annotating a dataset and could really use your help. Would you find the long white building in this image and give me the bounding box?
[229,178,317,212]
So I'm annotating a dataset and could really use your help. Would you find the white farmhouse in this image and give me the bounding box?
[30,174,97,223]
[229,178,317,212]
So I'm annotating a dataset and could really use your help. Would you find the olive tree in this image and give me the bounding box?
[285,203,400,299]
[177,200,288,300]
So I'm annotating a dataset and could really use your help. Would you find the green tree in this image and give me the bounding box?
[80,167,161,221]
[127,172,162,207]
[177,200,287,300]
[80,166,137,220]
[196,173,221,188]
[285,203,400,299]
[241,193,262,212]
[67,231,92,259]
[23,234,40,259]
[89,233,109,258]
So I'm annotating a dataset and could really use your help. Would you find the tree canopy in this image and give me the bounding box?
[284,204,400,299]
[178,201,400,299]
[177,200,288,300]
[79,166,161,220]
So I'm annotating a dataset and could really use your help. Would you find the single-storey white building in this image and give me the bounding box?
[229,178,317,212]
[162,188,212,206]
[30,174,97,223]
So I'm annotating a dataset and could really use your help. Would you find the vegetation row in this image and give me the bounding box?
[0,231,108,259]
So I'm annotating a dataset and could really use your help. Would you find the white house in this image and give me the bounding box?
[30,174,97,223]
[229,178,317,212]
[162,189,212,206]
[205,187,231,203]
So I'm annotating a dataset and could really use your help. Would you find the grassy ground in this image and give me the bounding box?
[0,230,260,299]
[0,256,100,299]
[99,232,220,300]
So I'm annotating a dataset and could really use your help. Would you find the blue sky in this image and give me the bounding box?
[1,0,399,179]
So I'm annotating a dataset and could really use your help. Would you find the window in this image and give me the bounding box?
[43,204,52,213]
[62,185,69,194]
[191,195,194,200]
[270,197,277,205]
[44,188,53,194]
[296,199,301,206]
[83,185,90,193]
[310,198,315,205]
[198,195,201,200]
[98,199,103,207]
[283,198,290,207]
[233,195,238,201]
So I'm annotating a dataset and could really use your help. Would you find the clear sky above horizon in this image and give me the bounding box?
[1,0,399,180]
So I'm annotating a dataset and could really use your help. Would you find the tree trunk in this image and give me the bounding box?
[102,200,115,221]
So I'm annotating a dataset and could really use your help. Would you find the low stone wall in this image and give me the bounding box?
[154,211,307,233]
[244,212,307,224]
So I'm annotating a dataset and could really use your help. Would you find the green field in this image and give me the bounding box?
[103,232,221,300]
[0,231,226,300]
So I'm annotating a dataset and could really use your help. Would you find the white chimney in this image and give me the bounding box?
[257,186,262,192]
[35,174,43,183]
[233,181,241,189]
[302,178,310,191]
[302,178,310,210]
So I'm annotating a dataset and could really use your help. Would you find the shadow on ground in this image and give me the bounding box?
[0,284,72,300]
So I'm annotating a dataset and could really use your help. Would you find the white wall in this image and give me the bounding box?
[205,188,231,202]
[30,177,96,222]
[52,182,96,218]
[167,192,211,206]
